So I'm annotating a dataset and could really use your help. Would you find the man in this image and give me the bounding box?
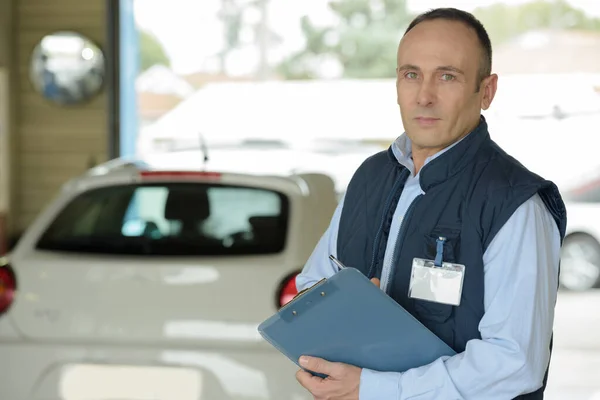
[293,7,566,400]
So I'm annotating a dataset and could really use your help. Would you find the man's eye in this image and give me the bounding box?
[441,73,455,81]
[405,72,418,79]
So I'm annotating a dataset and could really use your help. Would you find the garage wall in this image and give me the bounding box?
[12,0,109,233]
[0,0,12,68]
[0,0,14,250]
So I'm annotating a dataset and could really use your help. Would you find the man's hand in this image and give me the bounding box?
[296,356,362,400]
[294,278,379,398]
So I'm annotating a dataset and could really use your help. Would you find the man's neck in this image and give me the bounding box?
[410,119,482,175]
[412,147,443,176]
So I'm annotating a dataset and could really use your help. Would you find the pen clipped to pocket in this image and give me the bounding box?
[329,254,347,271]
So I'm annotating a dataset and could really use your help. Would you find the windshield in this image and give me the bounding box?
[37,183,289,255]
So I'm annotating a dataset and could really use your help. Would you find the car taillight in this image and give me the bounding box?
[0,264,16,314]
[278,272,299,308]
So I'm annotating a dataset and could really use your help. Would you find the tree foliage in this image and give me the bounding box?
[473,0,600,45]
[138,29,170,73]
[276,0,600,80]
[278,0,412,80]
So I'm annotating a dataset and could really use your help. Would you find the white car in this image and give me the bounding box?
[0,159,337,400]
[559,177,600,291]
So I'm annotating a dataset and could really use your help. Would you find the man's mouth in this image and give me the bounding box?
[414,117,441,126]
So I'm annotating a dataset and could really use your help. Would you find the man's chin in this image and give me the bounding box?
[406,132,450,151]
[407,126,442,142]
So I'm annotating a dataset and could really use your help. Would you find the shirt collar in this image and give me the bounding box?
[386,116,491,192]
[391,129,469,176]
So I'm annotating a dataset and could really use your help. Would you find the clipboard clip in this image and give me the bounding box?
[278,277,340,322]
[291,278,326,303]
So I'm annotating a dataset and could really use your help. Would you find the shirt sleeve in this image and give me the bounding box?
[295,194,345,292]
[359,194,562,400]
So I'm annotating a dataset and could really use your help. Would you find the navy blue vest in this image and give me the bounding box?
[337,118,566,399]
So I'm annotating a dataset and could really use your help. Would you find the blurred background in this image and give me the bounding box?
[0,0,599,399]
[132,0,600,193]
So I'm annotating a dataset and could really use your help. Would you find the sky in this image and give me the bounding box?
[133,0,600,75]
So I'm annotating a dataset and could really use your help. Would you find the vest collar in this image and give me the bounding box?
[386,116,490,192]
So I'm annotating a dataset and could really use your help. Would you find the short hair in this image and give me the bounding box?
[404,8,492,91]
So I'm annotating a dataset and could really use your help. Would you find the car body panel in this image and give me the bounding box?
[0,343,309,400]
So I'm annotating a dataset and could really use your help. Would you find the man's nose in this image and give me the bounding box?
[417,79,436,107]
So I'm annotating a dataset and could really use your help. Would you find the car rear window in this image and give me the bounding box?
[36,183,289,256]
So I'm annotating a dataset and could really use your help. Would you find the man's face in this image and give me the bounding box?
[396,19,497,152]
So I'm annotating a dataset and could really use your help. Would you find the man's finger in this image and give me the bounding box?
[299,356,337,376]
[296,368,323,389]
[371,277,380,287]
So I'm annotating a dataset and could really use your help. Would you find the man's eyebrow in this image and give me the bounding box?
[437,66,465,75]
[396,64,465,75]
[397,64,421,72]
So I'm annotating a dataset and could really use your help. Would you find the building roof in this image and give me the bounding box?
[136,65,194,97]
[141,79,404,143]
[137,92,184,121]
[180,71,254,89]
[493,29,600,74]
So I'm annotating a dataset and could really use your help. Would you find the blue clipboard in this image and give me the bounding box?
[258,267,456,376]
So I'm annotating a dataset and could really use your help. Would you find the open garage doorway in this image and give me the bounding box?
[121,1,600,195]
[116,3,600,399]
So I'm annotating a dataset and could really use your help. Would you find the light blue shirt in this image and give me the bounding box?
[295,133,562,399]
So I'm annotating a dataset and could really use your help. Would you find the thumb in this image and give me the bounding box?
[299,356,340,377]
[370,277,381,288]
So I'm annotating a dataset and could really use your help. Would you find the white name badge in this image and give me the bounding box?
[409,258,465,306]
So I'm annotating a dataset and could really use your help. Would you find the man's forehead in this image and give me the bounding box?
[398,19,480,70]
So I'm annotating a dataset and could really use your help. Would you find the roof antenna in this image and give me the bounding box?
[198,132,209,167]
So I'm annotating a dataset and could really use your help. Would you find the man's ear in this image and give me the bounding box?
[480,73,498,111]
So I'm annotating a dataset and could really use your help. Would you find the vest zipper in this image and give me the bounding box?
[368,169,409,279]
[382,193,424,293]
